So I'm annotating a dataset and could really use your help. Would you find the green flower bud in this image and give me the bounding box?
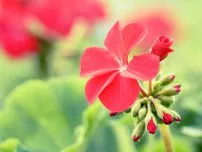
[149,97,173,125]
[155,72,163,81]
[156,84,181,96]
[152,81,161,94]
[159,73,175,86]
[138,106,147,120]
[158,96,174,107]
[132,101,141,117]
[139,97,148,104]
[131,121,145,142]
[170,110,181,123]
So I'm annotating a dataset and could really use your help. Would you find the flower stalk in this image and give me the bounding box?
[149,80,153,95]
[160,125,174,152]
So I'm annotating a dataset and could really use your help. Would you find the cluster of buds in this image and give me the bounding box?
[131,73,181,142]
[110,73,182,142]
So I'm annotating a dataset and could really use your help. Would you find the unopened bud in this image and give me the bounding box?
[131,121,145,142]
[132,101,141,117]
[140,97,148,104]
[159,74,175,86]
[174,84,181,93]
[158,96,174,107]
[145,102,157,134]
[149,97,173,125]
[138,106,147,120]
[170,110,181,123]
[162,112,173,125]
[156,84,181,96]
[152,81,161,94]
[156,72,163,81]
[147,117,157,134]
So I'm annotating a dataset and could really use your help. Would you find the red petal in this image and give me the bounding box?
[122,23,147,58]
[104,21,124,62]
[85,72,118,104]
[99,73,140,112]
[127,53,160,80]
[80,47,120,77]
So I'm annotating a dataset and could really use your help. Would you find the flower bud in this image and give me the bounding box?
[152,81,161,94]
[159,74,175,86]
[147,117,157,134]
[155,72,163,81]
[149,97,173,125]
[138,106,147,120]
[140,97,148,104]
[170,110,181,123]
[145,102,157,134]
[162,112,173,125]
[158,96,174,107]
[151,36,174,61]
[156,84,181,96]
[131,121,145,142]
[174,84,181,93]
[132,101,141,117]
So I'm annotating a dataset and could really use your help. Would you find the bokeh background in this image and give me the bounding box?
[0,0,201,152]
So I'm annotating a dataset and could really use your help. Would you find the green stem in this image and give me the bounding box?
[36,38,52,78]
[148,80,152,95]
[160,125,174,152]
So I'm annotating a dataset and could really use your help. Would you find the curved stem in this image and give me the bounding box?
[160,125,174,152]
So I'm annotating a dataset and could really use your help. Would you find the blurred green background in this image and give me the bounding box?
[0,0,201,152]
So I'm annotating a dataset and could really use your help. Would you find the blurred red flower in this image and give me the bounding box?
[0,0,105,58]
[80,21,160,112]
[27,0,106,36]
[0,1,38,58]
[134,9,176,50]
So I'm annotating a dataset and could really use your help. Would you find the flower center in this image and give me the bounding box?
[120,65,127,72]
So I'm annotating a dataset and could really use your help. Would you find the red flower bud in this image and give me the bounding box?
[175,117,181,123]
[152,36,174,61]
[147,118,157,134]
[170,74,175,81]
[133,135,141,142]
[163,112,173,124]
[174,84,181,93]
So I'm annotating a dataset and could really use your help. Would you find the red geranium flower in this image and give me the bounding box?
[80,21,160,112]
[0,4,38,58]
[27,0,105,36]
[134,9,176,50]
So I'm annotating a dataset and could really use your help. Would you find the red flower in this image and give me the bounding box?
[27,0,105,36]
[0,5,38,58]
[134,9,176,50]
[151,36,174,61]
[80,21,160,112]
